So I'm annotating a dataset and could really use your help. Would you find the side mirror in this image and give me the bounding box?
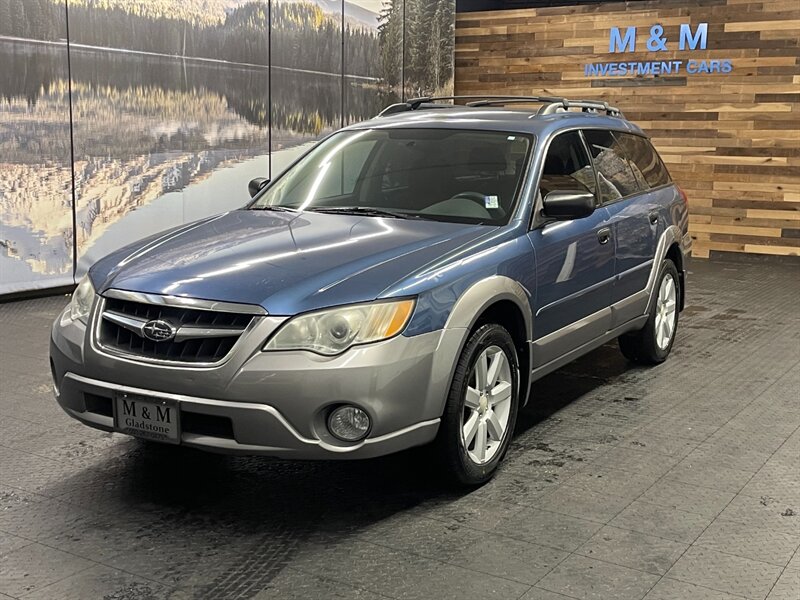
[542,190,595,220]
[248,177,270,198]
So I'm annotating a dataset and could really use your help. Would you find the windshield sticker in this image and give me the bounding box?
[485,195,499,209]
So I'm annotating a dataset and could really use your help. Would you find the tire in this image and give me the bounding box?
[434,323,520,486]
[619,258,680,365]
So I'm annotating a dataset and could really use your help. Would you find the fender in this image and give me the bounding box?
[644,225,682,315]
[444,275,533,337]
[431,276,534,409]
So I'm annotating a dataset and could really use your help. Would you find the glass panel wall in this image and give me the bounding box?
[271,0,343,175]
[0,0,73,293]
[66,0,273,275]
[344,0,402,126]
[404,0,455,97]
[0,0,455,296]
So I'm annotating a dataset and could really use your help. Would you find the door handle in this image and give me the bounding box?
[649,211,659,225]
[597,227,611,245]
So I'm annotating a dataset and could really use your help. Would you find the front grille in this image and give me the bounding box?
[97,297,254,364]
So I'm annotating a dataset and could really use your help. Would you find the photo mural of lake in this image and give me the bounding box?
[0,2,74,292]
[0,0,454,295]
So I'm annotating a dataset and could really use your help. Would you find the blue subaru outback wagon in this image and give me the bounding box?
[51,96,690,484]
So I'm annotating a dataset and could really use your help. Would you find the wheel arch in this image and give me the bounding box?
[645,225,684,315]
[665,242,686,311]
[442,276,533,407]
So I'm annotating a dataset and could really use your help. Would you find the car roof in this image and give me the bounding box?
[346,105,647,139]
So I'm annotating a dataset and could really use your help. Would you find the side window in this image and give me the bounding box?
[611,132,648,191]
[539,131,596,199]
[583,130,641,203]
[616,133,671,188]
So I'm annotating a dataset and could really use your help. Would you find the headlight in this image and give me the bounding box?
[69,275,96,323]
[264,299,415,356]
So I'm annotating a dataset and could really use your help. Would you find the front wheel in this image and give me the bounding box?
[619,258,680,364]
[435,323,520,486]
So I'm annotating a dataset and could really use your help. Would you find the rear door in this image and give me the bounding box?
[528,130,615,368]
[582,129,658,327]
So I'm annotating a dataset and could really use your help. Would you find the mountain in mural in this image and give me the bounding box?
[0,0,382,76]
[66,0,237,25]
[304,0,380,30]
[65,0,380,29]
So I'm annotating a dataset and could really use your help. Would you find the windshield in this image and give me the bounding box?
[250,128,532,225]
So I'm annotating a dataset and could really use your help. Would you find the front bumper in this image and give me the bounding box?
[51,305,465,459]
[55,372,441,458]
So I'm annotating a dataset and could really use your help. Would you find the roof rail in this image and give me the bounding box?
[377,96,516,116]
[377,95,624,118]
[465,96,565,107]
[538,99,624,118]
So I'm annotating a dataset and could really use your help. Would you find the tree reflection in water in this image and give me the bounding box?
[0,41,396,285]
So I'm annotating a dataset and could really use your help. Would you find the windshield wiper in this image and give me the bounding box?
[306,206,425,220]
[250,205,298,212]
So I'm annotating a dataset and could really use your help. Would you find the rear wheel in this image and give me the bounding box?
[435,323,519,486]
[619,259,680,364]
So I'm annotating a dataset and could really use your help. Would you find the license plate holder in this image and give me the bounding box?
[113,393,180,444]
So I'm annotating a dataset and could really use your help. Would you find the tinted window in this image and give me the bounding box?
[539,131,596,198]
[616,133,671,188]
[583,130,642,203]
[252,129,531,225]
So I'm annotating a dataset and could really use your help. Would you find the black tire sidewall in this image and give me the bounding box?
[438,323,520,486]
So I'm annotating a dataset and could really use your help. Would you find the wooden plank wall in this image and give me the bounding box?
[455,0,800,257]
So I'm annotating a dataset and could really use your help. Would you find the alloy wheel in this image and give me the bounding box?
[655,273,677,350]
[461,345,513,465]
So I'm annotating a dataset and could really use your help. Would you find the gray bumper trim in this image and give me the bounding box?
[60,372,440,457]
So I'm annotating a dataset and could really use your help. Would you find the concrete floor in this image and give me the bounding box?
[0,254,798,600]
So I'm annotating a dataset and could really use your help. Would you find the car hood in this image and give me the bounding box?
[92,210,499,314]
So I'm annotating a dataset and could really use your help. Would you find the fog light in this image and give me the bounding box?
[328,406,371,442]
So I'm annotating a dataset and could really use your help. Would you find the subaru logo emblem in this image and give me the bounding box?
[142,319,176,342]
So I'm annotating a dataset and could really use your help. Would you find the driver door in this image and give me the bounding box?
[527,130,615,368]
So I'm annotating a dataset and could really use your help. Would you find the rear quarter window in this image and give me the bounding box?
[582,129,641,203]
[616,133,672,188]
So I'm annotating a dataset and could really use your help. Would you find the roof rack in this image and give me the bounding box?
[465,96,564,107]
[377,95,624,118]
[538,99,624,118]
